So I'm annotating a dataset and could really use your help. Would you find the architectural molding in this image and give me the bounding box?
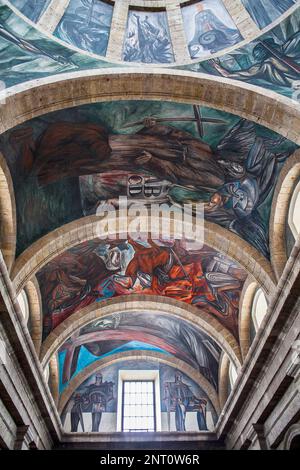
[40,296,242,371]
[270,149,300,280]
[1,70,299,144]
[0,153,16,273]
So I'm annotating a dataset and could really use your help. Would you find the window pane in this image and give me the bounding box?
[122,380,156,432]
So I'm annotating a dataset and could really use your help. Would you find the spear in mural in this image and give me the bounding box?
[0,22,72,65]
[122,105,226,138]
[257,40,300,75]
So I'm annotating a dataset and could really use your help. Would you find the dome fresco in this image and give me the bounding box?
[5,0,298,63]
[0,1,298,99]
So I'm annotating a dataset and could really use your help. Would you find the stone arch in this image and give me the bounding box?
[24,277,43,355]
[58,350,221,415]
[0,153,16,273]
[1,70,299,145]
[282,423,300,450]
[239,277,258,361]
[40,297,242,371]
[270,150,300,280]
[11,214,276,296]
[218,353,230,411]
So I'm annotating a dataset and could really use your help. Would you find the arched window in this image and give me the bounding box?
[44,364,50,384]
[229,362,238,389]
[288,180,300,240]
[252,288,268,331]
[17,289,29,325]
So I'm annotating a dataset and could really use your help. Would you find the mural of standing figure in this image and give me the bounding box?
[123,11,174,64]
[164,372,206,432]
[82,373,114,432]
[70,393,85,432]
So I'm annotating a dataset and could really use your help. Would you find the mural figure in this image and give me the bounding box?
[182,0,242,59]
[38,239,245,339]
[210,35,300,87]
[70,393,85,432]
[81,373,114,432]
[164,371,208,431]
[62,362,216,433]
[54,0,113,56]
[242,0,296,29]
[11,113,293,258]
[123,11,174,63]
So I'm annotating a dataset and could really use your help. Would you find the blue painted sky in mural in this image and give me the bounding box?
[242,0,296,29]
[58,341,171,393]
[181,0,242,59]
[123,10,174,64]
[54,0,113,56]
[9,0,51,22]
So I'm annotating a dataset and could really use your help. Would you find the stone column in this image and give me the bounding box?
[37,0,71,34]
[14,425,38,450]
[106,0,129,61]
[222,0,260,39]
[166,1,189,64]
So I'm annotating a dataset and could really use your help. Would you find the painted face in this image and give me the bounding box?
[210,193,223,206]
[95,375,103,385]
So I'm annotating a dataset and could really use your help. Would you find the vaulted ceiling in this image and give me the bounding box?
[0,0,299,435]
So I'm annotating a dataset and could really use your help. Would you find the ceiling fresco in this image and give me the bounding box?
[182,7,300,97]
[36,237,247,340]
[241,0,297,30]
[61,361,218,433]
[181,0,242,59]
[9,0,51,22]
[0,1,298,99]
[0,101,296,258]
[123,9,174,64]
[0,1,114,89]
[54,0,113,57]
[57,312,221,391]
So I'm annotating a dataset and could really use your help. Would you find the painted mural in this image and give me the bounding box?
[0,2,112,89]
[61,361,218,432]
[36,237,247,340]
[123,10,174,64]
[242,0,296,30]
[0,2,299,99]
[181,0,242,59]
[9,0,51,22]
[57,312,221,390]
[54,0,113,57]
[183,7,300,97]
[0,101,296,258]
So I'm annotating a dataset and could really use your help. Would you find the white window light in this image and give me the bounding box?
[17,289,29,325]
[117,370,161,432]
[229,362,238,388]
[252,288,268,332]
[288,180,300,240]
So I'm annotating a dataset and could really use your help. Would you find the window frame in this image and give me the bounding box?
[116,370,162,432]
[121,379,156,432]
